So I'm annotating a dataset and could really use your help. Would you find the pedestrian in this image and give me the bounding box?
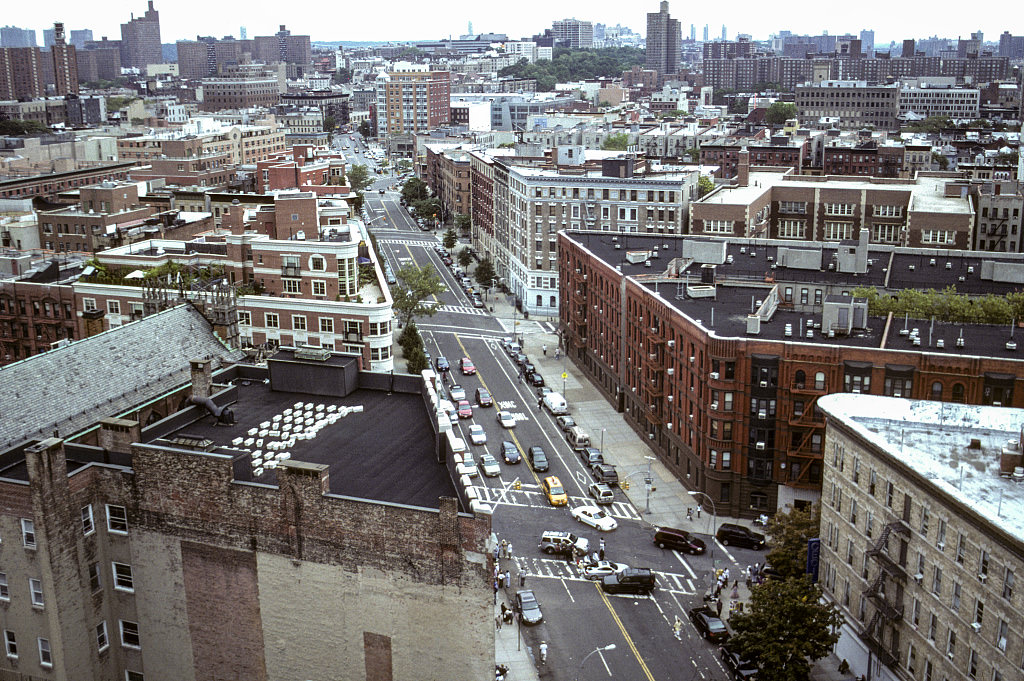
[599,538,606,554]
[731,583,739,599]
[493,579,499,604]
[507,542,513,560]
[519,571,526,588]
[716,598,724,617]
[599,547,605,561]
[538,397,543,410]
[723,568,730,582]
[496,613,503,630]
[539,640,548,664]
[673,616,683,640]
[504,570,511,589]
[501,539,508,559]
[554,347,560,360]
[493,543,499,562]
[543,344,548,356]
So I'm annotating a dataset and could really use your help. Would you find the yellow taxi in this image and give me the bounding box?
[542,476,568,506]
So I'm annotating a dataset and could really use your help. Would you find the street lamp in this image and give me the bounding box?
[688,490,717,587]
[600,428,606,452]
[643,455,656,515]
[576,644,616,681]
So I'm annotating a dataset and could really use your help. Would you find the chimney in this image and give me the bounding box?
[222,204,246,235]
[98,417,142,455]
[82,308,106,338]
[737,147,750,187]
[190,359,213,399]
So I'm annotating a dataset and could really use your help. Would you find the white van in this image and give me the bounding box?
[566,426,591,451]
[542,392,569,415]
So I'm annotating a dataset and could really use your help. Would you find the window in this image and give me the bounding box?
[722,451,731,470]
[932,566,942,595]
[1002,568,1014,600]
[997,619,1009,652]
[106,505,128,534]
[292,315,307,331]
[952,581,961,611]
[82,505,94,535]
[83,297,97,312]
[238,311,251,326]
[21,518,35,548]
[947,629,956,658]
[886,481,894,508]
[310,255,326,271]
[107,300,120,315]
[96,621,109,652]
[29,578,43,607]
[0,573,7,600]
[952,383,966,403]
[825,203,855,216]
[973,598,984,625]
[120,621,140,649]
[920,508,930,536]
[703,219,734,234]
[112,563,134,592]
[936,519,946,549]
[38,638,51,667]
[312,280,326,297]
[907,643,917,674]
[931,382,943,400]
[928,613,937,642]
[921,230,956,245]
[126,672,145,681]
[979,550,990,580]
[814,372,826,390]
[967,650,978,680]
[3,631,15,659]
[824,222,853,241]
[319,318,334,334]
[778,220,806,239]
[282,278,301,294]
[264,312,279,329]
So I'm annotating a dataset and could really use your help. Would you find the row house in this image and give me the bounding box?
[0,271,79,365]
[700,133,812,179]
[822,141,906,178]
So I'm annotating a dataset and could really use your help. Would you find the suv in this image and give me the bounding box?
[588,482,615,505]
[527,446,549,472]
[475,387,493,407]
[600,568,656,595]
[579,447,604,466]
[653,527,706,555]
[591,463,619,486]
[716,523,766,549]
[538,531,589,556]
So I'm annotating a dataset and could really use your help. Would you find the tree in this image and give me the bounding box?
[455,212,472,236]
[765,102,797,125]
[332,67,353,84]
[323,115,336,132]
[474,257,497,290]
[931,152,949,170]
[729,577,844,681]
[406,345,429,373]
[0,119,48,136]
[401,177,430,204]
[905,116,951,134]
[601,133,629,151]
[398,321,422,354]
[411,198,441,224]
[347,165,371,193]
[697,175,715,198]
[497,47,645,92]
[357,120,372,137]
[765,504,820,579]
[457,248,473,268]
[443,228,458,251]
[685,147,701,163]
[391,264,446,327]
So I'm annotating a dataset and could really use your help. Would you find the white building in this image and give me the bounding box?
[898,84,980,120]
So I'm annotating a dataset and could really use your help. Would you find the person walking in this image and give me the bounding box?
[507,542,513,560]
[496,613,503,630]
[539,640,548,664]
[673,616,683,640]
[493,578,499,604]
[500,539,508,559]
[543,344,547,356]
[504,570,511,589]
[716,598,724,617]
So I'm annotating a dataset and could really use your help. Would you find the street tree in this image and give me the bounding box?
[411,198,441,224]
[402,177,430,204]
[443,227,458,251]
[697,175,715,198]
[347,165,372,193]
[765,503,820,579]
[455,212,472,236]
[457,248,473,268]
[323,115,336,132]
[474,257,497,290]
[602,133,629,150]
[765,102,797,125]
[729,577,844,681]
[405,345,429,373]
[391,264,446,328]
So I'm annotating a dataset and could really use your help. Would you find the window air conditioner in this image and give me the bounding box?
[666,368,674,375]
[710,402,718,410]
[667,340,675,347]
[756,441,766,451]
[978,574,987,582]
[758,410,767,419]
[710,371,719,380]
[759,380,768,388]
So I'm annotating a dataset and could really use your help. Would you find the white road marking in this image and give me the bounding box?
[671,550,698,579]
[715,540,738,564]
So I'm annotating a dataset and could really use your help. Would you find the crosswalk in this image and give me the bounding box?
[496,319,551,336]
[511,556,697,595]
[378,238,441,248]
[470,485,640,521]
[435,304,490,316]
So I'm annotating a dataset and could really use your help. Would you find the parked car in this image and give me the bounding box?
[538,530,589,556]
[523,361,536,375]
[514,590,543,625]
[716,523,766,549]
[448,384,466,402]
[601,568,656,595]
[588,482,615,505]
[579,447,604,466]
[459,357,476,375]
[497,410,516,428]
[653,527,706,555]
[542,476,568,506]
[591,463,619,486]
[556,415,577,432]
[476,387,493,407]
[514,353,528,366]
[571,505,618,531]
[721,644,759,681]
[500,440,521,464]
[581,561,629,580]
[472,297,485,309]
[458,452,478,478]
[689,606,729,643]
[529,373,545,387]
[457,400,473,419]
[479,453,501,477]
[537,385,553,398]
[468,424,487,445]
[435,356,450,372]
[527,445,549,472]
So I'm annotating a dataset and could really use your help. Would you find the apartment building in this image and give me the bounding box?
[817,395,1024,681]
[899,84,980,120]
[559,229,1024,515]
[795,81,901,130]
[375,64,451,137]
[972,182,1024,252]
[200,64,285,112]
[691,162,974,249]
[551,19,594,49]
[0,22,79,101]
[119,1,162,70]
[117,120,285,166]
[700,135,813,179]
[646,1,682,77]
[0,261,80,365]
[127,137,234,188]
[822,140,906,178]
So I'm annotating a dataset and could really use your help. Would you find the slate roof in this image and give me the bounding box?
[0,304,244,453]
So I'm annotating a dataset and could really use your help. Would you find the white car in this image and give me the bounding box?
[449,384,467,401]
[581,560,629,580]
[458,452,478,478]
[468,424,487,445]
[479,453,501,477]
[571,505,619,531]
[497,410,517,429]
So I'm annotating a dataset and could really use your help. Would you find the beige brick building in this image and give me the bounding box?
[818,395,1024,681]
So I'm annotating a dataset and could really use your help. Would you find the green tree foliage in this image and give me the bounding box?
[766,504,820,579]
[347,165,371,193]
[905,116,951,133]
[398,321,422,354]
[697,175,715,197]
[932,152,949,170]
[729,577,844,681]
[323,115,336,132]
[601,133,629,151]
[852,285,1024,325]
[105,95,138,111]
[685,147,700,163]
[474,257,497,289]
[332,67,353,84]
[765,102,797,125]
[457,248,473,268]
[411,198,441,224]
[401,177,430,204]
[357,120,372,137]
[0,119,48,136]
[443,228,458,251]
[392,264,446,327]
[498,47,644,92]
[455,213,472,236]
[406,345,429,373]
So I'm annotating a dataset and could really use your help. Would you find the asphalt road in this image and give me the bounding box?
[366,217,770,681]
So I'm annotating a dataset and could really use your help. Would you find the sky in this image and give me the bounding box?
[6,0,1019,46]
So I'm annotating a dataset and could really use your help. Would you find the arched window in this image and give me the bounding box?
[814,372,826,390]
[952,383,965,403]
[795,370,806,388]
[930,382,943,401]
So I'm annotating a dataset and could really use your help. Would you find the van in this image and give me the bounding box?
[653,527,707,554]
[566,426,591,451]
[542,391,568,415]
[600,568,656,594]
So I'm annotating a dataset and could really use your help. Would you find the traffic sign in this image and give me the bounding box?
[561,372,567,379]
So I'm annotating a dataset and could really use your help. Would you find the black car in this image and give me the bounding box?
[500,440,521,464]
[721,644,759,680]
[529,373,545,387]
[475,387,493,407]
[591,463,619,486]
[434,356,450,372]
[514,590,543,625]
[689,606,729,643]
[716,523,766,549]
[527,446,549,472]
[523,361,536,375]
[600,568,656,595]
[653,527,706,555]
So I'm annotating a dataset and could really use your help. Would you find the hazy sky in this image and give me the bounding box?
[8,0,1019,45]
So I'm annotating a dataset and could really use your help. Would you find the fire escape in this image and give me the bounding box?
[568,268,588,351]
[786,378,827,486]
[860,513,911,668]
[643,322,667,428]
[578,200,599,229]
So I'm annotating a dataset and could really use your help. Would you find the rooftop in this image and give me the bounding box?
[818,395,1024,544]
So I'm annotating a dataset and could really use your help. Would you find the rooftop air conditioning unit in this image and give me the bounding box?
[756,441,766,451]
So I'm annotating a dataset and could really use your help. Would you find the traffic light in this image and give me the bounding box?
[513,480,521,491]
[622,480,630,490]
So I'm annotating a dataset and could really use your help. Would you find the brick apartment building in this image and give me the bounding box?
[127,137,234,188]
[200,64,284,113]
[700,134,812,178]
[0,305,492,679]
[375,65,451,137]
[0,261,80,364]
[795,81,902,130]
[0,163,134,201]
[117,122,285,166]
[817,395,1024,681]
[821,141,906,178]
[559,229,1024,516]
[0,22,78,100]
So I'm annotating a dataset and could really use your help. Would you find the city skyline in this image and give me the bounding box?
[6,0,1020,46]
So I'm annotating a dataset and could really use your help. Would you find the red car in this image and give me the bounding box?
[460,357,476,375]
[457,400,474,419]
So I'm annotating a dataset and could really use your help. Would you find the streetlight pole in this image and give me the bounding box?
[600,428,606,452]
[688,490,717,588]
[644,455,655,515]
[575,644,616,681]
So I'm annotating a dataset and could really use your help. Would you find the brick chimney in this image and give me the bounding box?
[82,308,106,337]
[190,359,213,399]
[737,147,750,187]
[222,203,246,235]
[98,417,142,455]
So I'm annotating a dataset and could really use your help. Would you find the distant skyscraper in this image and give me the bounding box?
[120,1,162,69]
[703,25,709,43]
[690,24,696,42]
[468,21,473,36]
[0,26,36,48]
[722,25,727,41]
[240,26,247,40]
[859,29,875,57]
[551,18,594,48]
[645,1,681,76]
[50,22,78,96]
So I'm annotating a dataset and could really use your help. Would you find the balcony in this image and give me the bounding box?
[281,264,300,277]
